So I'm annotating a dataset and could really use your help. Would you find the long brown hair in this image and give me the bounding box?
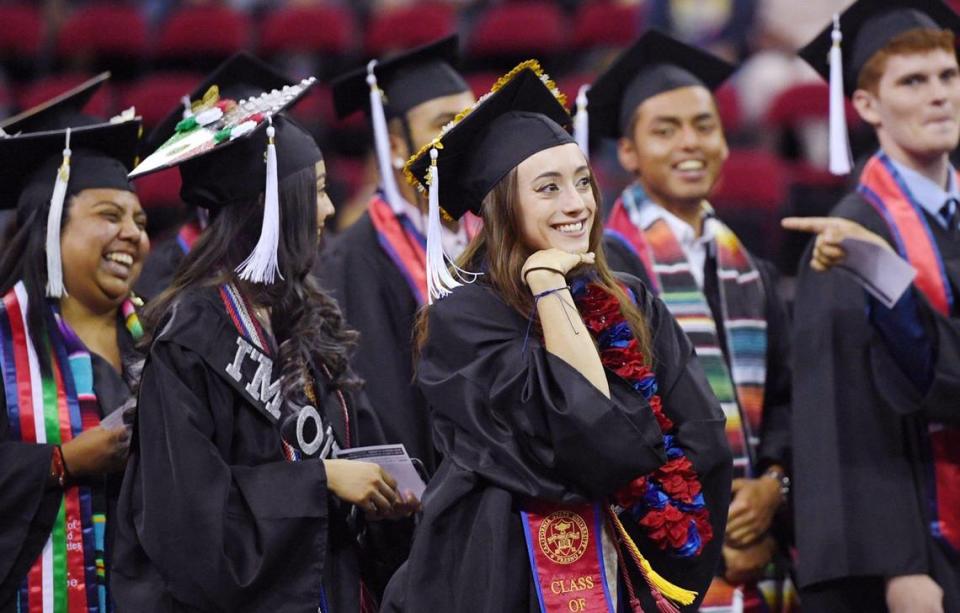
[416,168,652,361]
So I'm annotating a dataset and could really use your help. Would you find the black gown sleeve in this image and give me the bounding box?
[755,260,793,473]
[0,383,59,608]
[112,340,330,613]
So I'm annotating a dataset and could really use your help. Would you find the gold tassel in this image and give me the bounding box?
[608,509,698,607]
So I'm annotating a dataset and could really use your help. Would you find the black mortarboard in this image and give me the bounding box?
[0,120,140,212]
[798,0,960,97]
[405,62,574,221]
[0,72,110,135]
[586,29,736,140]
[145,52,294,156]
[403,61,573,302]
[331,34,470,120]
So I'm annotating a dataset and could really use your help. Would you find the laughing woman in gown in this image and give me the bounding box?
[382,63,732,613]
[0,108,146,610]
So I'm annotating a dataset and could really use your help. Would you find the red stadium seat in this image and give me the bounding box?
[0,5,44,58]
[118,72,203,130]
[468,2,568,58]
[364,4,456,56]
[56,4,148,60]
[463,71,499,97]
[155,6,251,60]
[133,167,183,210]
[571,2,642,49]
[17,74,114,119]
[259,5,356,56]
[764,82,857,128]
[290,84,337,128]
[713,83,742,135]
[712,148,788,211]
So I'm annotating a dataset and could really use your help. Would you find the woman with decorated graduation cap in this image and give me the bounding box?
[381,62,731,613]
[133,52,296,301]
[111,73,418,613]
[0,109,148,609]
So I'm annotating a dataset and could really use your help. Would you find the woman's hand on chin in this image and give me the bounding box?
[521,249,595,292]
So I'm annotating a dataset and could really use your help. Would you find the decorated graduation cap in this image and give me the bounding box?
[130,63,320,285]
[582,29,736,152]
[799,0,960,175]
[144,52,293,157]
[331,35,471,216]
[403,61,574,302]
[0,118,141,297]
[0,72,110,136]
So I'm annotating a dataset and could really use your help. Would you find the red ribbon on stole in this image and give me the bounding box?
[521,502,616,613]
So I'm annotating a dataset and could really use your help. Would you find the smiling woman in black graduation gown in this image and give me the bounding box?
[111,77,416,612]
[382,64,731,613]
[0,113,147,611]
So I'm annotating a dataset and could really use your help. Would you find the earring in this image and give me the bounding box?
[392,157,405,170]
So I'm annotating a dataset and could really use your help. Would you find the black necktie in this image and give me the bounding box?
[941,198,959,240]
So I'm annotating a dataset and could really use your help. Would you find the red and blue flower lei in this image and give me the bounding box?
[570,277,713,558]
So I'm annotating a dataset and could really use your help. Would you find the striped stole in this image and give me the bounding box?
[0,282,141,613]
[607,186,767,478]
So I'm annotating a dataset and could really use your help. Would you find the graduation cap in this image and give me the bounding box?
[0,72,110,135]
[582,29,736,150]
[330,35,471,216]
[798,0,960,175]
[0,118,142,297]
[131,69,321,285]
[403,61,573,302]
[144,52,294,157]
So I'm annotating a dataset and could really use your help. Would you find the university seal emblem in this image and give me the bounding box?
[538,510,589,565]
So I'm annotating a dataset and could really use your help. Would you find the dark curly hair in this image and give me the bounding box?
[141,161,359,406]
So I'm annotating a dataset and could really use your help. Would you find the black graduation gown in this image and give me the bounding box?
[380,275,732,612]
[792,192,960,611]
[603,234,794,473]
[0,314,139,612]
[111,286,378,613]
[317,212,435,472]
[133,237,185,301]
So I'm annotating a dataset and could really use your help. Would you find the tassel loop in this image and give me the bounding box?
[45,127,72,298]
[828,13,852,176]
[367,60,406,215]
[236,117,283,284]
[574,84,590,158]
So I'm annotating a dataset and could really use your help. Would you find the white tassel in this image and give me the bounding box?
[424,147,480,303]
[181,95,193,119]
[367,60,406,215]
[574,84,590,159]
[828,13,852,176]
[236,118,283,284]
[45,128,71,298]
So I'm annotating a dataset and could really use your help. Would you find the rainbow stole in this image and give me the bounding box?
[606,185,766,478]
[0,282,142,613]
[858,152,960,554]
[521,502,616,613]
[368,194,482,307]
